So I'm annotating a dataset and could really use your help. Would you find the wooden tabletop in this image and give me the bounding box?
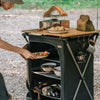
[22,28,100,37]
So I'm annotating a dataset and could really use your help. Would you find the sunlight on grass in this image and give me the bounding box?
[0,0,99,10]
[14,0,100,10]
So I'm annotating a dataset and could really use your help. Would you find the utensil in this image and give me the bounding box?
[76,51,86,63]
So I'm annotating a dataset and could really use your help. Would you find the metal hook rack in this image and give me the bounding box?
[66,42,93,100]
[65,33,99,100]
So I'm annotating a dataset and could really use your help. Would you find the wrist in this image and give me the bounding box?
[17,48,24,54]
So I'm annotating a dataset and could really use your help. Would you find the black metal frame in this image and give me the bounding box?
[22,32,99,100]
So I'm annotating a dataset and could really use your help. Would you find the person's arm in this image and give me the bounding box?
[0,38,35,59]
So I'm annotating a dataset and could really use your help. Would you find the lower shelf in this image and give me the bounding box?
[31,92,61,100]
[41,94,61,100]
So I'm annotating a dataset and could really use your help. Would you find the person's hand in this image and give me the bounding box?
[8,93,12,100]
[20,49,36,59]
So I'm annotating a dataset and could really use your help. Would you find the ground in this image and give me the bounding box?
[0,8,100,100]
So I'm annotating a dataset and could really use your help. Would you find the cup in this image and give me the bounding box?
[82,41,95,54]
[86,44,95,53]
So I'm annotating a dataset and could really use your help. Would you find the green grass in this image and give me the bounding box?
[14,0,100,10]
[0,0,99,10]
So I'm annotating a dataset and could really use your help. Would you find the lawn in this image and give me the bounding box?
[15,0,100,9]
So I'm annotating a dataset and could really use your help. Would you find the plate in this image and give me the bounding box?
[47,29,68,34]
[33,52,50,59]
[41,62,56,72]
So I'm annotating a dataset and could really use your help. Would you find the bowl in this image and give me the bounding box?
[54,66,61,70]
[53,69,61,77]
[53,66,61,77]
[41,62,56,72]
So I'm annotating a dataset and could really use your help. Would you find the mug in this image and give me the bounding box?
[86,44,95,53]
[82,40,95,53]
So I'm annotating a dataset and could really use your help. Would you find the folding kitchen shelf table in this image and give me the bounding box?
[22,28,100,100]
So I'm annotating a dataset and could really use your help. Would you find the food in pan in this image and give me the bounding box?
[32,51,49,59]
[40,51,49,56]
[47,26,68,34]
[32,52,39,57]
[49,26,65,31]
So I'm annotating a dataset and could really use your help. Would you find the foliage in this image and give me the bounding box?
[5,0,100,9]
